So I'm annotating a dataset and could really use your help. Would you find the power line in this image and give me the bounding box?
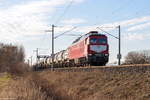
[37,48,50,51]
[91,0,136,26]
[111,0,135,15]
[39,0,74,50]
[97,27,118,39]
[54,0,74,25]
[63,33,82,37]
[54,26,77,39]
[49,7,66,24]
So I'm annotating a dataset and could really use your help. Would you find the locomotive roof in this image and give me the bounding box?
[72,32,106,44]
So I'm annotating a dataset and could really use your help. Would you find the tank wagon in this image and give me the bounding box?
[39,31,109,68]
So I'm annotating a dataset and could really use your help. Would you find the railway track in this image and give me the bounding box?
[35,64,150,73]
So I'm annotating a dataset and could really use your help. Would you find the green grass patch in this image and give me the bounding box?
[0,73,11,88]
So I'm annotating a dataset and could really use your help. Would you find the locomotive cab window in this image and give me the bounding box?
[99,38,107,44]
[90,38,97,44]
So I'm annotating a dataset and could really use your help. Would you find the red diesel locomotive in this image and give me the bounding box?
[68,31,109,66]
[38,31,109,68]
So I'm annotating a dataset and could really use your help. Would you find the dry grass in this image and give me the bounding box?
[39,70,150,100]
[0,72,72,100]
[0,73,11,88]
[0,67,150,100]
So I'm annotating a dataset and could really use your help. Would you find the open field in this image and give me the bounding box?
[0,65,150,100]
[0,73,11,88]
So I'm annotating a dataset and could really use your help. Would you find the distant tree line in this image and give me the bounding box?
[0,43,29,75]
[123,50,150,65]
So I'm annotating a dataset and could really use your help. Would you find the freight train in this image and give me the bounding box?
[36,31,109,69]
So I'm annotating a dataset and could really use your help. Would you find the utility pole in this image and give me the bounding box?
[118,25,121,65]
[33,48,39,70]
[97,25,122,65]
[30,56,33,66]
[36,48,39,64]
[27,59,30,66]
[51,24,55,71]
[45,25,56,71]
[46,25,77,70]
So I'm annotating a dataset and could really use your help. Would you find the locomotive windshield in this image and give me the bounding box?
[90,38,97,44]
[90,38,107,44]
[99,38,107,44]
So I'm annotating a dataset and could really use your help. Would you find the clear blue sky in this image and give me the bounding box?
[0,0,150,64]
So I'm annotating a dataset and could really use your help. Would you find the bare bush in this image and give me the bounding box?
[9,62,29,75]
[124,51,150,64]
[0,43,29,75]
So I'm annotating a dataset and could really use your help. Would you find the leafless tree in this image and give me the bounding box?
[124,50,150,65]
[0,43,29,75]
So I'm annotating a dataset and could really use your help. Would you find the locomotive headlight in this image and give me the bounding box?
[105,54,109,56]
[88,54,92,56]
